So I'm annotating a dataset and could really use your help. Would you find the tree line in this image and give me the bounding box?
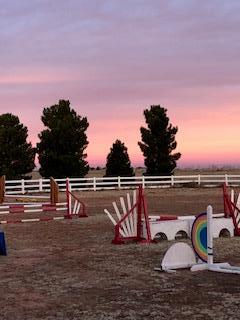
[0,100,181,179]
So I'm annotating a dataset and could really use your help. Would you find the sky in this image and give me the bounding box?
[1,0,240,168]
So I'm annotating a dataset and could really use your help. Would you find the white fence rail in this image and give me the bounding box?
[3,174,240,195]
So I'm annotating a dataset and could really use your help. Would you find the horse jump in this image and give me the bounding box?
[0,179,87,224]
[0,176,59,205]
[158,205,240,274]
[105,184,240,244]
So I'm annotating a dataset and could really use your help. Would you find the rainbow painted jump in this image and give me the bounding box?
[158,206,240,274]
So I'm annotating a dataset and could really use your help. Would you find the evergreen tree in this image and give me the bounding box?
[105,140,134,177]
[37,100,89,178]
[138,105,181,175]
[0,113,35,179]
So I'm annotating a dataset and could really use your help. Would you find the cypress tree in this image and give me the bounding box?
[138,105,181,175]
[105,139,134,177]
[37,100,89,178]
[0,113,35,179]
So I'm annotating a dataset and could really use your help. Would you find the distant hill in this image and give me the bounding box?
[30,166,240,179]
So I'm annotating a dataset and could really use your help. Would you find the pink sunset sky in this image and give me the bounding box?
[1,1,240,168]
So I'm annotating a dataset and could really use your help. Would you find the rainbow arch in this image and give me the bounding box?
[191,212,207,263]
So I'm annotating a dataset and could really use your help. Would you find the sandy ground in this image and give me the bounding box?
[0,187,240,320]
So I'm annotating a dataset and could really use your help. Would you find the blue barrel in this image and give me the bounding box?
[0,231,7,256]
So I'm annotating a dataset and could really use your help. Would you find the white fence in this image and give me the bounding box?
[4,174,240,195]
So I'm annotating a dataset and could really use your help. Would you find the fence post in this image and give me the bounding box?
[225,174,229,186]
[93,177,96,191]
[198,175,201,186]
[171,175,174,186]
[21,179,25,194]
[142,176,145,189]
[39,178,43,192]
[118,176,121,189]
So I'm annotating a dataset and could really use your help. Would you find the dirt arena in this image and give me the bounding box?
[0,187,240,320]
